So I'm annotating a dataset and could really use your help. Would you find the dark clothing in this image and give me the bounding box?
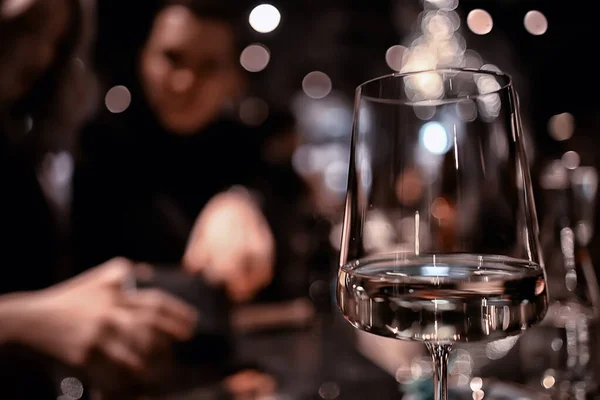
[72,101,265,271]
[72,93,315,302]
[0,133,60,398]
[0,134,60,292]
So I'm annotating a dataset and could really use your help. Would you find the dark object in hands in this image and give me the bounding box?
[135,266,233,367]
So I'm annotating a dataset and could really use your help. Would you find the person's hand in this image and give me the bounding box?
[17,258,198,392]
[223,369,277,399]
[183,190,275,303]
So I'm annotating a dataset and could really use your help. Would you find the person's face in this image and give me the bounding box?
[0,0,70,104]
[140,6,242,135]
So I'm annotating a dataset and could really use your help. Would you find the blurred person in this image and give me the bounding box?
[72,0,289,395]
[0,0,200,398]
[74,0,282,308]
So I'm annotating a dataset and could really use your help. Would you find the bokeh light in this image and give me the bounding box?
[318,381,341,399]
[562,151,580,170]
[385,45,407,71]
[404,71,445,101]
[413,105,436,120]
[475,74,502,121]
[470,377,483,391]
[524,10,548,36]
[400,6,466,100]
[480,64,501,73]
[420,122,451,155]
[425,0,458,11]
[105,85,131,114]
[60,377,84,400]
[240,44,271,72]
[249,4,281,33]
[422,11,454,39]
[466,9,493,35]
[542,370,556,389]
[462,50,483,69]
[302,71,332,99]
[548,112,575,141]
[472,390,485,400]
[239,97,269,126]
[456,99,477,122]
[0,0,35,19]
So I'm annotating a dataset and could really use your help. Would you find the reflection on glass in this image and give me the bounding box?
[336,69,548,400]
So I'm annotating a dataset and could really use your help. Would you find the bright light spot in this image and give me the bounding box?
[45,151,74,186]
[548,112,575,141]
[405,71,444,101]
[426,0,458,11]
[240,44,270,72]
[476,75,502,120]
[551,338,563,352]
[437,36,464,65]
[239,97,269,126]
[105,85,131,113]
[420,122,450,155]
[542,372,556,389]
[401,45,438,73]
[60,377,84,400]
[562,151,580,170]
[472,390,485,400]
[302,71,332,99]
[249,4,281,34]
[467,9,493,35]
[423,11,454,39]
[475,74,501,92]
[524,10,548,36]
[385,45,407,71]
[470,377,483,391]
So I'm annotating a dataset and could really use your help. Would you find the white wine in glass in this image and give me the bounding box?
[336,69,548,400]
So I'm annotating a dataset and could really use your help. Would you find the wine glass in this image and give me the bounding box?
[336,68,548,400]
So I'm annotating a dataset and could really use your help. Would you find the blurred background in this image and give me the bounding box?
[3,0,600,399]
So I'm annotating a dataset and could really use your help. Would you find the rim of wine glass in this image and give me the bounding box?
[356,67,513,104]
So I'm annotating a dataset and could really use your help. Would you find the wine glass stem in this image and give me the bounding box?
[426,342,452,400]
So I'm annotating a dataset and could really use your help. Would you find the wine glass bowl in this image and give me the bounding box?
[338,254,546,343]
[336,68,548,400]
